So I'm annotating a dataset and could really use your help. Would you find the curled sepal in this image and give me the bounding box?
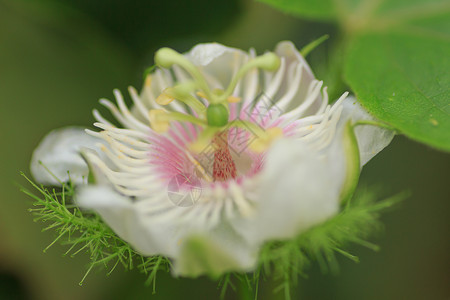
[339,121,360,204]
[30,127,102,186]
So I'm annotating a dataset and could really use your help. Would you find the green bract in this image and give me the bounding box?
[21,173,405,299]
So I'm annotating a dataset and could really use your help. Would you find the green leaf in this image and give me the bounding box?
[258,0,450,151]
[345,31,450,151]
[258,0,449,25]
[257,0,336,20]
[343,0,450,151]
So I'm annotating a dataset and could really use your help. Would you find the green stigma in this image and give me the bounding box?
[150,46,281,133]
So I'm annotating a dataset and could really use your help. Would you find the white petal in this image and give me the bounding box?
[186,43,239,66]
[271,41,323,114]
[77,187,179,258]
[340,97,395,167]
[275,41,315,78]
[76,184,258,275]
[232,138,341,246]
[129,198,258,274]
[30,127,102,185]
[75,185,134,239]
[185,42,249,89]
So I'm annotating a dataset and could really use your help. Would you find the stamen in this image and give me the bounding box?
[155,92,174,105]
[227,96,241,103]
[151,46,284,175]
[219,52,281,102]
[148,109,206,133]
[149,110,170,133]
[145,75,152,87]
[154,48,214,102]
[196,91,208,99]
[156,83,206,116]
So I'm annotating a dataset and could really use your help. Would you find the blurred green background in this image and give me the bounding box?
[0,0,449,299]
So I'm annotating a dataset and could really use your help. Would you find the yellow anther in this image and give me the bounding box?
[156,90,175,105]
[249,127,283,153]
[145,76,152,87]
[148,109,170,133]
[196,91,208,99]
[227,95,241,103]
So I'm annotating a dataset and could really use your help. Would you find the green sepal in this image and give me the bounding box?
[339,121,360,204]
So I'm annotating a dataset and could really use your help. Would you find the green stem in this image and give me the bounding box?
[219,53,280,103]
[300,34,330,57]
[155,48,214,101]
[228,120,267,138]
[353,119,397,131]
[164,111,207,127]
[238,277,253,300]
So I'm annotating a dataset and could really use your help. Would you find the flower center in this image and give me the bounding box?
[149,47,283,182]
